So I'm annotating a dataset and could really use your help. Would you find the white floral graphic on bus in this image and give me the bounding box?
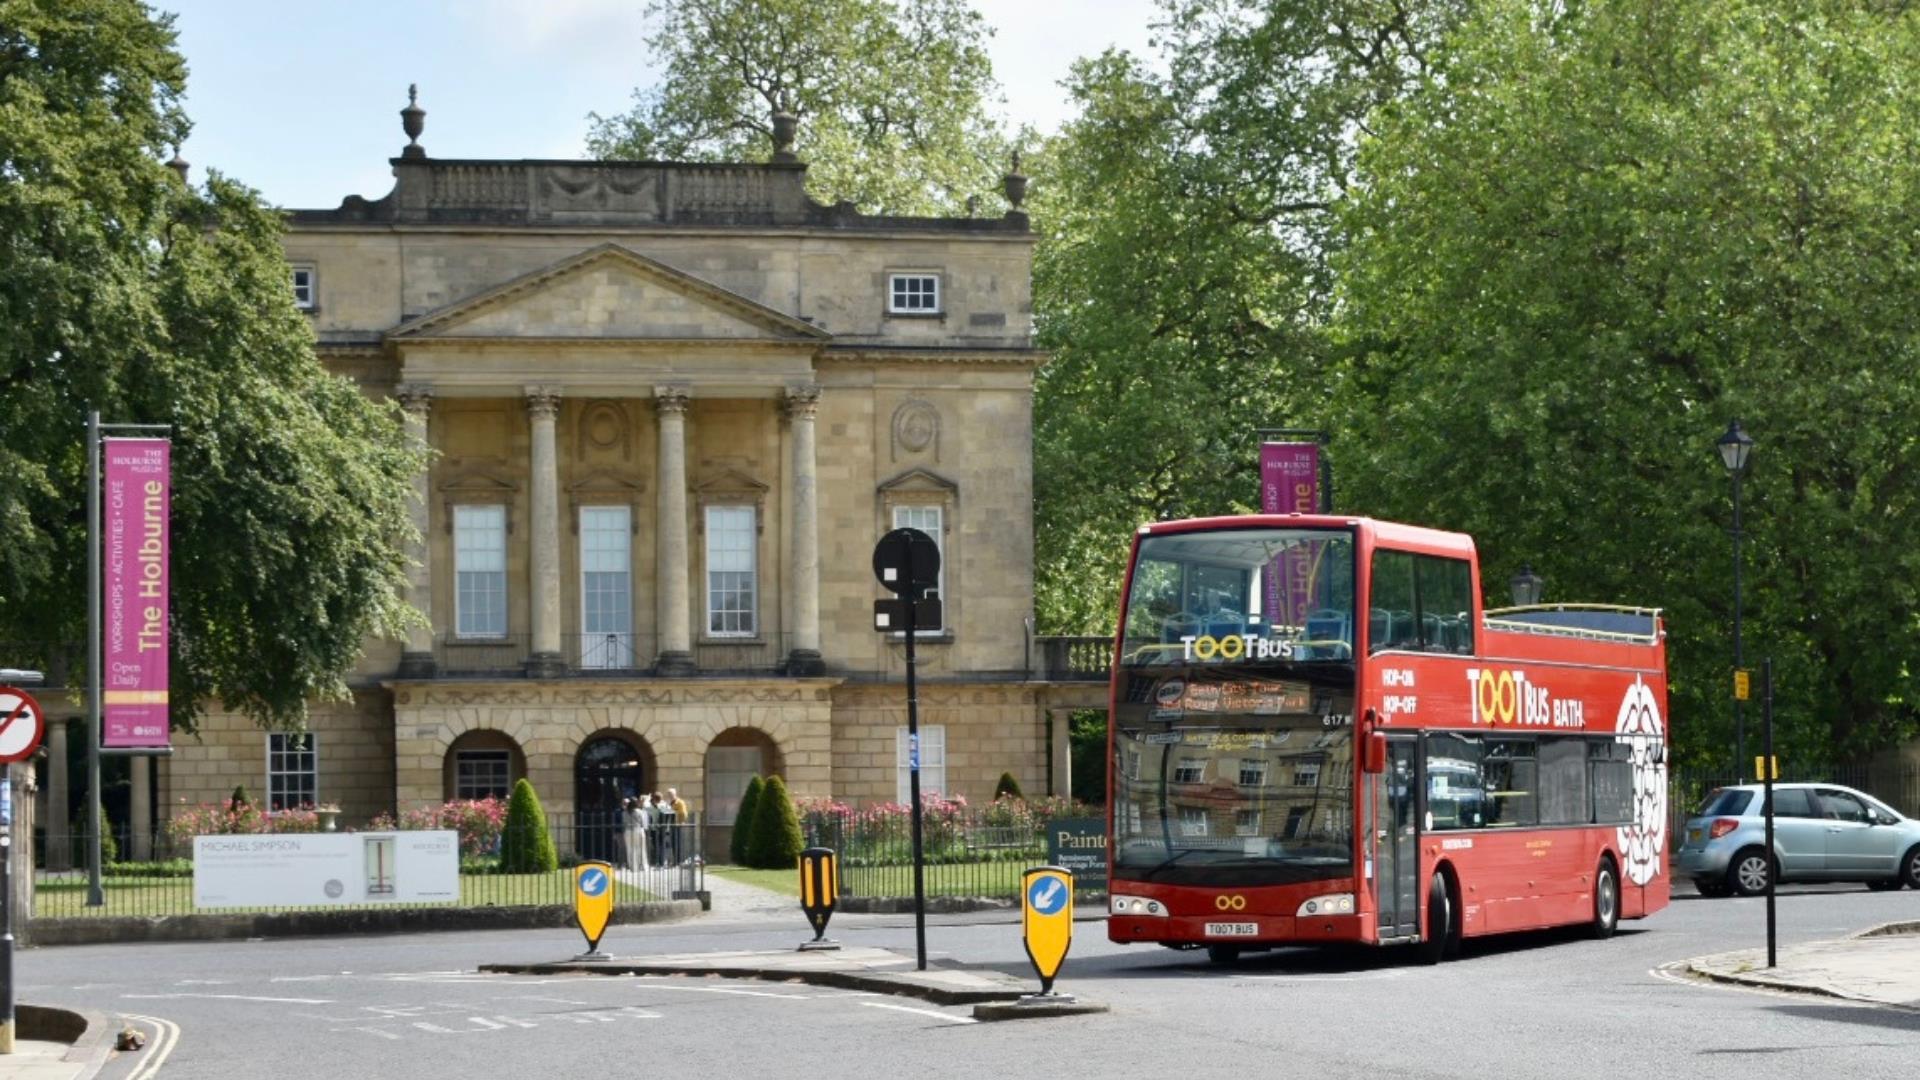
[1614,677,1667,885]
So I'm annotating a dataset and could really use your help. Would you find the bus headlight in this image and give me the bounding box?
[1296,893,1355,916]
[1110,894,1168,917]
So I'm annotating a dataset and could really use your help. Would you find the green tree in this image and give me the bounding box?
[1332,0,1920,764]
[0,0,424,730]
[746,775,803,870]
[501,779,558,873]
[729,774,764,865]
[586,0,1013,215]
[1031,1,1461,634]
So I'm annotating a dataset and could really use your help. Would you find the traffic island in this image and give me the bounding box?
[480,946,1032,1007]
[1683,921,1920,1009]
[972,995,1111,1021]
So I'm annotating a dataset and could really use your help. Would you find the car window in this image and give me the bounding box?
[1697,788,1754,816]
[1769,788,1816,818]
[1817,789,1870,823]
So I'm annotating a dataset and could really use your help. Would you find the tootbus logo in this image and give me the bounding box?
[1214,894,1248,911]
[1465,668,1584,728]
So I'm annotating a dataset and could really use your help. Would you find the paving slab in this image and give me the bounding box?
[1686,920,1920,1009]
[481,945,1033,1006]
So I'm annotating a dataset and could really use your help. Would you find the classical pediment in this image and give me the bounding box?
[876,467,959,495]
[389,243,830,343]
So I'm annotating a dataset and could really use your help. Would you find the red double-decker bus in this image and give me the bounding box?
[1106,515,1669,962]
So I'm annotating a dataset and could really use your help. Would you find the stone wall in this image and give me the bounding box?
[828,683,1045,807]
[156,690,394,828]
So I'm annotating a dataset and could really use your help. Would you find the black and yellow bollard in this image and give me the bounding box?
[797,847,841,951]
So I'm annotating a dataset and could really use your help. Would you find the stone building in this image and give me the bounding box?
[31,93,1111,859]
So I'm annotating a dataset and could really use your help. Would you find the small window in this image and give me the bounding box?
[888,272,941,314]
[896,724,947,803]
[1173,758,1207,784]
[1697,787,1755,817]
[1234,808,1262,836]
[1817,789,1871,823]
[1767,788,1814,819]
[705,505,757,636]
[1292,761,1321,788]
[267,732,317,811]
[1179,806,1210,836]
[1238,759,1267,787]
[889,504,945,632]
[453,749,511,801]
[291,265,316,310]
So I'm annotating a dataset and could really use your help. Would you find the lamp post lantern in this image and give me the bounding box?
[1509,564,1544,607]
[1717,419,1754,778]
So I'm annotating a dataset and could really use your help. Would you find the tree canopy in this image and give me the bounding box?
[0,0,424,728]
[586,0,1014,216]
[1332,0,1920,764]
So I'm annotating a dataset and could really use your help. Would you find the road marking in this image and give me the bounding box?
[859,1001,977,1025]
[121,1013,180,1080]
[125,993,334,1004]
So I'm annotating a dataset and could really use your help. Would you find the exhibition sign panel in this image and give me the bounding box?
[193,831,460,908]
[103,437,171,748]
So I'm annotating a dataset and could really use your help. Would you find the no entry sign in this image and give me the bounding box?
[0,687,46,764]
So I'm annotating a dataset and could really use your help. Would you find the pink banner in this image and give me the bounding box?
[104,439,171,748]
[1260,443,1321,627]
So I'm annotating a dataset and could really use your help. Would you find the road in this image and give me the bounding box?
[19,884,1920,1080]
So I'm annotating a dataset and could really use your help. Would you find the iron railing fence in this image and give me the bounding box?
[1667,764,1920,849]
[29,815,701,919]
[801,804,1101,903]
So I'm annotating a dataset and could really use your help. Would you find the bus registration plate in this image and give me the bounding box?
[1205,921,1258,937]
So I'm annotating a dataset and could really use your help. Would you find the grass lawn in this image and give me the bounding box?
[31,869,653,918]
[707,865,801,896]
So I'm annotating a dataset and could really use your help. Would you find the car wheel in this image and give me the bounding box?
[1903,845,1920,890]
[1206,944,1242,964]
[1866,879,1901,892]
[1591,859,1620,939]
[1728,847,1772,896]
[1418,872,1452,965]
[1693,879,1730,898]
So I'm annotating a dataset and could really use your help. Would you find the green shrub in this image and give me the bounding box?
[105,858,193,878]
[746,775,804,870]
[500,779,558,873]
[229,785,251,810]
[730,775,764,866]
[993,772,1024,800]
[99,802,118,864]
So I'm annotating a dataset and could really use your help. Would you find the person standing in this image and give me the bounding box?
[647,792,669,866]
[657,789,680,864]
[637,795,660,868]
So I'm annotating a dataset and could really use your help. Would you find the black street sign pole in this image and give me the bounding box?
[905,589,926,972]
[85,411,173,908]
[1763,657,1776,969]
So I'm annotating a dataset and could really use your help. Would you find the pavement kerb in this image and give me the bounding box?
[15,1003,117,1080]
[1682,920,1920,1010]
[477,959,1029,1007]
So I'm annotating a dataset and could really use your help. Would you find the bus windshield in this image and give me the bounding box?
[1120,528,1356,666]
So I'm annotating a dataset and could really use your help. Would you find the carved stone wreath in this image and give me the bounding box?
[892,399,940,461]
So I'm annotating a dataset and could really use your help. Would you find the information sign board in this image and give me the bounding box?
[193,831,459,908]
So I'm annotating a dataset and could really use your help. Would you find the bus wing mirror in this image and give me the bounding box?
[1362,731,1387,774]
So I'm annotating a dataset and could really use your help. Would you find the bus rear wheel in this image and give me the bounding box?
[1591,859,1619,939]
[1417,872,1453,965]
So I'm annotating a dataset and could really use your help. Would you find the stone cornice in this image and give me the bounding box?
[818,346,1047,368]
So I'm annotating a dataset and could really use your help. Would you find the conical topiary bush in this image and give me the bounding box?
[746,775,803,870]
[730,775,764,866]
[501,778,558,873]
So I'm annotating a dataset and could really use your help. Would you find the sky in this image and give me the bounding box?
[158,0,1166,210]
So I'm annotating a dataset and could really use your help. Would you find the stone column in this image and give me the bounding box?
[129,755,152,860]
[396,385,437,677]
[1049,709,1073,799]
[526,387,565,677]
[45,719,70,870]
[654,386,695,675]
[783,385,824,675]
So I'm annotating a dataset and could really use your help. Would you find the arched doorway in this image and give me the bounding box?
[442,730,526,802]
[704,727,784,862]
[574,732,651,863]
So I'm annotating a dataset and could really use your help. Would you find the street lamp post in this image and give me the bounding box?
[1509,564,1544,607]
[1717,419,1754,779]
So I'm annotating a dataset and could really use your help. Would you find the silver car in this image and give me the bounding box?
[1677,783,1920,896]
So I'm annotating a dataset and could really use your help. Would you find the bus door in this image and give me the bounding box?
[1372,734,1421,940]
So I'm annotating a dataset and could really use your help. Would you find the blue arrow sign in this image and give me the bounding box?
[1027,875,1067,916]
[580,867,609,897]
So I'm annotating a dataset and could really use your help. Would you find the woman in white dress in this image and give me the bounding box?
[624,796,651,872]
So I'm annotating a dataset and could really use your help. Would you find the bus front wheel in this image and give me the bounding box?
[1417,872,1452,965]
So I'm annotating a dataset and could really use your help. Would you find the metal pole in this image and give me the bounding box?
[1763,657,1776,968]
[2,762,14,1054]
[905,594,926,972]
[86,410,104,907]
[1732,467,1744,781]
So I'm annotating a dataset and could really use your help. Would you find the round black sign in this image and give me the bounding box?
[872,527,940,597]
